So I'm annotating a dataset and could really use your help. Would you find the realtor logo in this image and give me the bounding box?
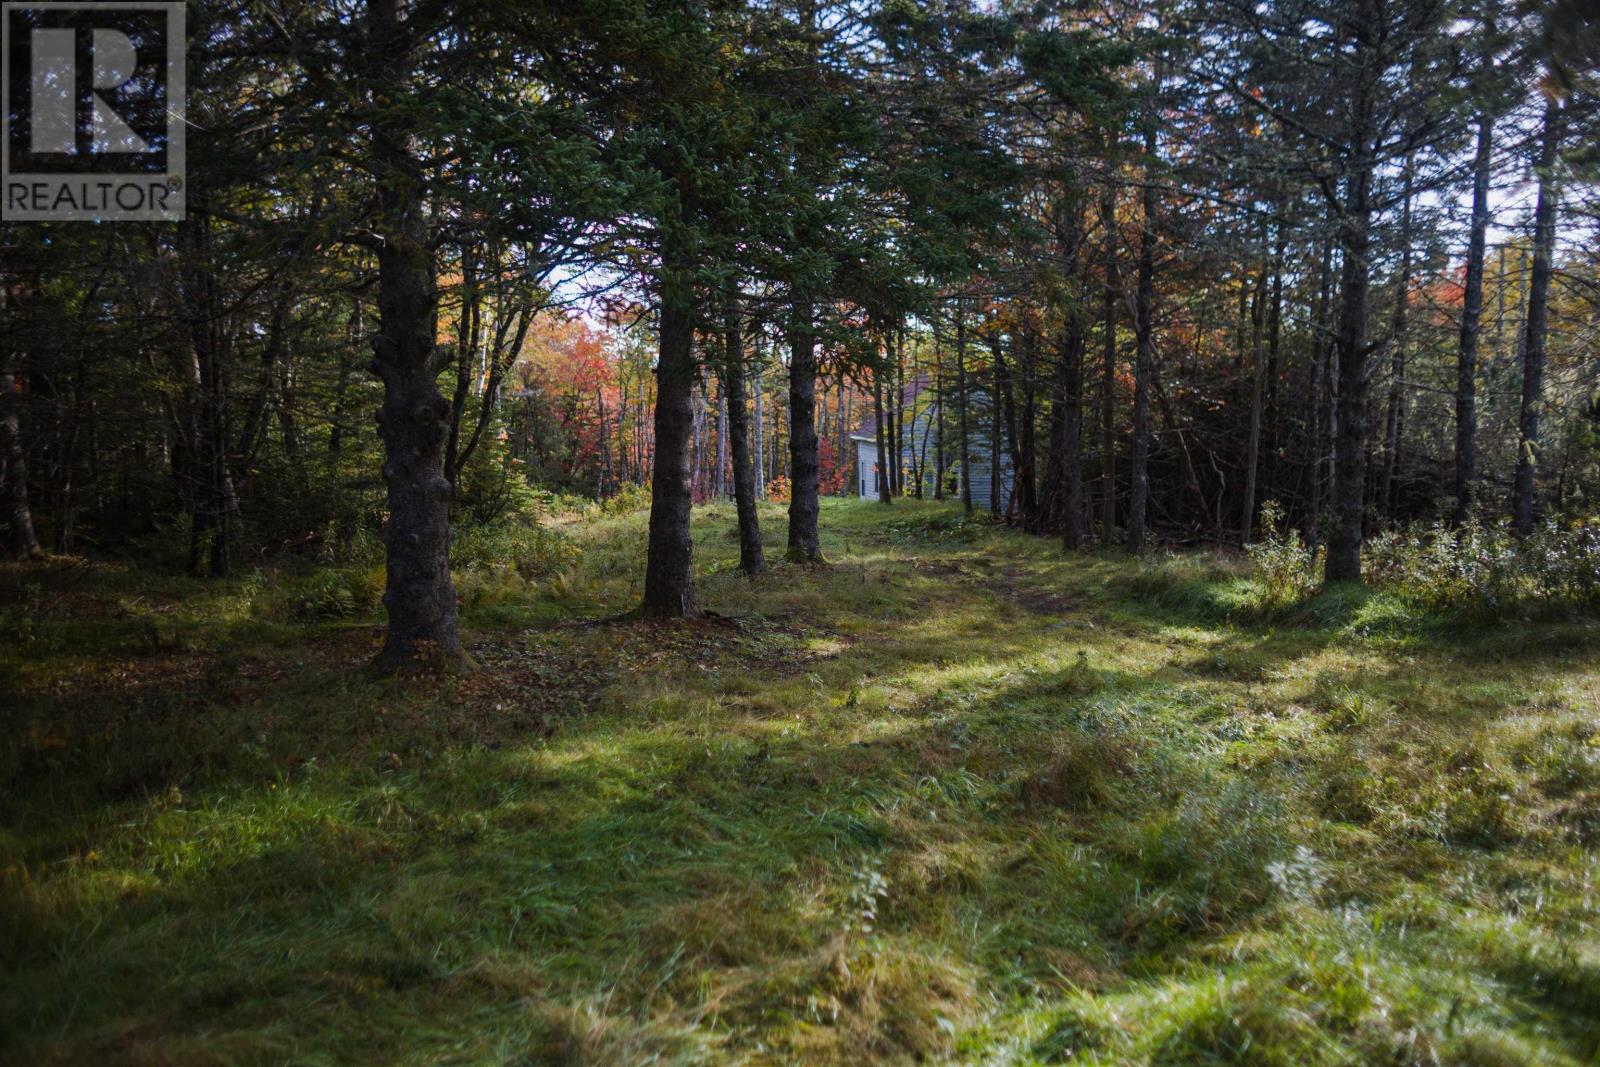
[2,2,185,221]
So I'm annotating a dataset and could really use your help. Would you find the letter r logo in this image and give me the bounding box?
[30,27,150,153]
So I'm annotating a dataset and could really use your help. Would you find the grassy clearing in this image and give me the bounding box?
[3,498,1599,1065]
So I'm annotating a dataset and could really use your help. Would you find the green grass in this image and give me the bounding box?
[3,498,1599,1065]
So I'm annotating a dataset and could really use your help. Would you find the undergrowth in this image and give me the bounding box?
[2,498,1597,1065]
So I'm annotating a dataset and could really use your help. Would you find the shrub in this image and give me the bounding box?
[1244,512,1600,619]
[1365,518,1600,618]
[1246,501,1321,605]
[600,483,651,515]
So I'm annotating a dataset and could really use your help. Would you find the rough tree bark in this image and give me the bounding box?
[640,243,699,617]
[1513,98,1563,537]
[366,0,467,670]
[1325,77,1377,583]
[786,299,824,561]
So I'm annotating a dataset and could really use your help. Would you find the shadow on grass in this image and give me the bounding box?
[7,504,1600,1064]
[6,644,1293,1064]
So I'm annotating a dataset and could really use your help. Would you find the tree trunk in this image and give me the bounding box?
[1306,235,1333,547]
[597,389,614,500]
[640,248,699,616]
[1380,160,1415,520]
[1043,346,1067,528]
[444,253,480,498]
[990,339,1003,518]
[179,215,238,579]
[933,325,946,500]
[1325,91,1377,583]
[753,360,765,496]
[996,337,1022,521]
[365,0,465,670]
[994,330,1035,526]
[1234,256,1251,370]
[1019,329,1039,527]
[1044,193,1088,539]
[722,300,763,574]
[1126,136,1156,555]
[1264,226,1284,505]
[195,324,235,579]
[1513,99,1563,537]
[1099,184,1118,542]
[786,299,824,561]
[889,329,903,495]
[873,364,891,504]
[369,223,465,668]
[1240,231,1268,543]
[1,340,43,561]
[957,299,973,515]
[1060,310,1086,550]
[716,373,730,498]
[51,349,90,554]
[913,388,931,499]
[1454,60,1496,523]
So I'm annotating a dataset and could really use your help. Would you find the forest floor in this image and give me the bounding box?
[3,499,1599,1066]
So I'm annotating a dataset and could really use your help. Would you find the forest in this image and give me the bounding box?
[3,0,1600,1064]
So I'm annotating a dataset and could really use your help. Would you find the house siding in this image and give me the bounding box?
[852,387,1011,512]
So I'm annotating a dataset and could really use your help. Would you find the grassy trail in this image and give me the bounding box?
[3,499,1598,1065]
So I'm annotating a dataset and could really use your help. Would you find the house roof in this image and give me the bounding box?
[849,374,930,442]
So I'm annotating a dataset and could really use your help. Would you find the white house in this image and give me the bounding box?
[850,377,1012,511]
